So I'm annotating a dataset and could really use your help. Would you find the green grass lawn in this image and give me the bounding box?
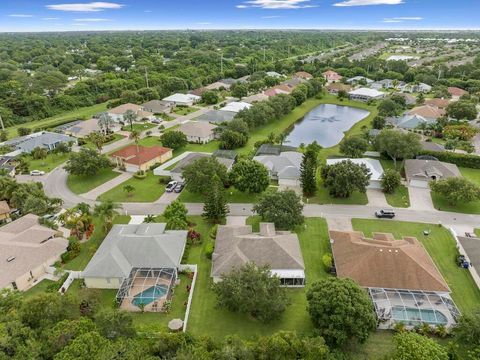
[97,171,165,203]
[83,134,125,151]
[384,185,410,208]
[178,186,276,203]
[121,122,157,132]
[351,219,480,315]
[157,113,175,121]
[4,102,108,139]
[138,136,220,157]
[24,152,70,173]
[67,168,121,194]
[306,185,368,205]
[64,215,130,271]
[23,279,56,298]
[431,167,480,214]
[187,216,331,339]
[173,106,199,115]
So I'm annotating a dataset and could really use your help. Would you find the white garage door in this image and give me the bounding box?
[409,180,429,188]
[125,164,139,173]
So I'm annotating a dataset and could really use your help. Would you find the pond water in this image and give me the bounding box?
[284,104,370,148]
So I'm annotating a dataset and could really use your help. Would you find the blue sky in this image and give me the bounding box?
[1,0,479,32]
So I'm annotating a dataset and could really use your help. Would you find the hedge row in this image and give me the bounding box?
[419,150,480,169]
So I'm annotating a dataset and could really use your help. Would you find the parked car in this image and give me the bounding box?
[174,182,185,193]
[165,181,178,192]
[457,255,470,268]
[30,170,45,176]
[375,209,395,219]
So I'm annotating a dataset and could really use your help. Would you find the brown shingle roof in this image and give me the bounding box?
[407,105,445,119]
[0,201,10,215]
[330,230,449,292]
[448,87,468,97]
[294,71,313,80]
[110,145,172,165]
[424,98,450,109]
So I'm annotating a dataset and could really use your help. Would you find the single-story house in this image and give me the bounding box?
[82,223,187,312]
[326,83,352,94]
[404,159,461,188]
[391,92,416,106]
[322,70,341,83]
[456,236,480,289]
[0,201,11,223]
[264,85,291,97]
[64,118,122,138]
[407,105,445,120]
[110,145,173,173]
[194,109,237,124]
[387,114,435,130]
[178,122,217,144]
[253,151,302,190]
[326,158,384,189]
[295,71,314,81]
[212,223,306,287]
[243,93,269,104]
[448,87,468,101]
[255,144,298,156]
[425,98,450,110]
[349,88,385,102]
[371,79,405,90]
[0,214,68,291]
[107,103,155,123]
[156,152,235,181]
[401,83,432,93]
[141,100,173,114]
[189,87,207,97]
[282,78,304,89]
[162,93,201,107]
[330,230,458,329]
[206,81,231,91]
[221,101,252,113]
[266,71,284,78]
[346,76,374,85]
[2,131,77,155]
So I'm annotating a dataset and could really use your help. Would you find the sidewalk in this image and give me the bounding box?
[81,171,133,200]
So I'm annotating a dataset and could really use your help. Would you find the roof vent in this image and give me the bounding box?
[6,256,15,262]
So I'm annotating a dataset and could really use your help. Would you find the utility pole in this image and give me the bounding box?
[144,67,149,88]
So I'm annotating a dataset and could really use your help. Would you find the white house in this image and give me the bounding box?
[349,88,385,102]
[326,158,384,189]
[106,103,155,123]
[162,93,201,107]
[178,122,217,144]
[253,151,302,190]
[221,101,252,113]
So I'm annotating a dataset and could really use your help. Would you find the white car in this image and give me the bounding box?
[165,181,178,192]
[30,170,45,176]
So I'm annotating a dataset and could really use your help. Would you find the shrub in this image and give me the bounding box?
[419,150,480,168]
[187,229,201,245]
[205,241,215,259]
[158,175,172,184]
[322,253,333,271]
[209,224,218,239]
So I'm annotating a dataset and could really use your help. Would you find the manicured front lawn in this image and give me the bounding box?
[97,171,165,203]
[384,185,410,208]
[4,102,108,139]
[187,216,331,339]
[178,186,277,203]
[24,152,70,173]
[63,215,131,271]
[23,279,56,298]
[83,134,125,151]
[306,185,368,205]
[121,122,157,132]
[67,168,121,194]
[173,106,199,115]
[351,219,480,315]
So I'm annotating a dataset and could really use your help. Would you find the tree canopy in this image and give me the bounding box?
[229,159,270,193]
[253,190,304,230]
[320,160,371,198]
[64,148,112,176]
[182,157,228,195]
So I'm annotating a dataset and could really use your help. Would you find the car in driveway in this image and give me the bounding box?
[174,182,185,193]
[165,181,178,192]
[375,209,395,219]
[30,170,45,176]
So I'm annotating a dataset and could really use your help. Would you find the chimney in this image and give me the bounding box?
[259,223,275,237]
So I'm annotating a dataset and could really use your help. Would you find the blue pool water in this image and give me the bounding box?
[392,306,448,325]
[132,284,169,306]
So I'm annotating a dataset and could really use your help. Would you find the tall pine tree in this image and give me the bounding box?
[203,180,229,224]
[300,149,317,196]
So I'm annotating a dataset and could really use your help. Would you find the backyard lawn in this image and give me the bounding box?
[173,106,199,115]
[67,168,121,194]
[24,152,70,173]
[178,186,277,203]
[97,171,165,203]
[4,102,108,139]
[306,185,368,205]
[121,122,157,132]
[431,167,480,214]
[351,219,480,315]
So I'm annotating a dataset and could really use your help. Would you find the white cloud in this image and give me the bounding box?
[196,22,212,25]
[144,10,152,13]
[47,2,123,12]
[42,17,60,20]
[74,18,112,21]
[382,16,423,23]
[237,0,316,9]
[262,15,283,18]
[8,14,34,18]
[333,0,403,7]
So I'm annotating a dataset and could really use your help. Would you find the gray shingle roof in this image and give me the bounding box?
[83,223,187,279]
[253,151,302,181]
[4,132,76,153]
[194,110,236,124]
[404,159,461,182]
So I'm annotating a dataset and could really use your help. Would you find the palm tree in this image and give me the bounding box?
[129,130,140,153]
[93,200,121,232]
[123,184,135,197]
[87,131,106,153]
[143,214,156,223]
[123,110,138,132]
[32,147,48,160]
[76,202,91,216]
[97,113,114,135]
[275,132,289,149]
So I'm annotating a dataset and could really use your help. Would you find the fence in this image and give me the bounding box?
[179,264,198,332]
[58,271,83,294]
[449,228,480,290]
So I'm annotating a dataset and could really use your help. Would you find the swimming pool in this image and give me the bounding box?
[392,306,448,325]
[132,284,169,307]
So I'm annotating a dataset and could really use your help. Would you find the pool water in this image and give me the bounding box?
[132,284,169,306]
[284,104,370,148]
[392,306,448,325]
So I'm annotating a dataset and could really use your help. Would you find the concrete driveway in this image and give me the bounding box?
[366,189,389,208]
[408,186,435,211]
